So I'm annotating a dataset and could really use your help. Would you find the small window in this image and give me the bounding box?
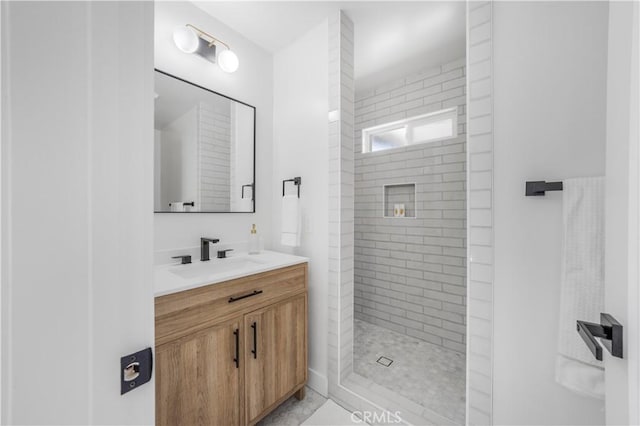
[362,107,458,153]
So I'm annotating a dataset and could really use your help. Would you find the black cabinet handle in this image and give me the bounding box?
[228,290,263,303]
[251,322,257,359]
[233,328,239,368]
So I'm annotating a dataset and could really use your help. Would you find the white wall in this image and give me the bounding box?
[230,103,255,211]
[272,20,329,395]
[604,2,639,424]
[0,0,3,417]
[492,2,608,424]
[2,2,154,424]
[160,107,198,207]
[154,130,163,211]
[154,1,273,258]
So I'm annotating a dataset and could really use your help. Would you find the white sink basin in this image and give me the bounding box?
[169,257,266,279]
[154,251,308,297]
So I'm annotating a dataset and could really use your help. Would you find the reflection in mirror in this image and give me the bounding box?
[154,70,255,213]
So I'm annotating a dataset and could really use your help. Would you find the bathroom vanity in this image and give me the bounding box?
[154,252,308,426]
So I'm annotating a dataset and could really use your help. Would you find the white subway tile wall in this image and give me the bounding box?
[466,1,494,424]
[327,10,356,393]
[198,102,231,211]
[354,57,467,354]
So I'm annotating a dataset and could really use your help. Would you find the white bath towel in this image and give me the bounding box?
[555,176,605,399]
[281,194,301,247]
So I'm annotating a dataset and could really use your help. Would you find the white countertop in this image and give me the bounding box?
[154,250,309,297]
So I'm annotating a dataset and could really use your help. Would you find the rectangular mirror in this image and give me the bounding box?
[154,69,255,213]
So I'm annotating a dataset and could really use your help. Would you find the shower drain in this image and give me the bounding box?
[376,356,393,367]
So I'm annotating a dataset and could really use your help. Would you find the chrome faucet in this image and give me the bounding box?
[200,237,220,261]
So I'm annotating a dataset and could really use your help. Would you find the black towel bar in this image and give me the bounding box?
[525,181,563,196]
[576,313,623,361]
[282,177,301,198]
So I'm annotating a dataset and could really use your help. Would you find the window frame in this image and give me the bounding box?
[361,106,458,153]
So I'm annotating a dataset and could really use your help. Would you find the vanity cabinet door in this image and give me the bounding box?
[156,319,242,426]
[244,294,307,424]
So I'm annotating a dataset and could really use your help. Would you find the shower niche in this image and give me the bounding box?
[383,183,416,218]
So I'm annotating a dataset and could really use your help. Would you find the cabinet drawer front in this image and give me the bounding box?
[156,263,307,345]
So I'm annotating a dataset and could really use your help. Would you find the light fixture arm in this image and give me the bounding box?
[185,24,231,50]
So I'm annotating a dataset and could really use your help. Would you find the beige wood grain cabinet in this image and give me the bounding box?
[156,319,242,425]
[155,263,308,426]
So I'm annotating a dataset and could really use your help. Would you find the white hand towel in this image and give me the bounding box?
[238,198,253,212]
[555,176,605,399]
[170,202,184,212]
[281,194,301,247]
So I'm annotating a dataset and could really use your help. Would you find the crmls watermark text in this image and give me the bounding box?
[350,410,403,424]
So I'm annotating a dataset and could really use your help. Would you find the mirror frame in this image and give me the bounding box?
[154,68,257,214]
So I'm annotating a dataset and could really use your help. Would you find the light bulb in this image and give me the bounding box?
[218,49,239,73]
[173,26,199,54]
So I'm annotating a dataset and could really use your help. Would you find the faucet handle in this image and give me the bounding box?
[171,255,192,265]
[217,249,234,259]
[201,237,220,244]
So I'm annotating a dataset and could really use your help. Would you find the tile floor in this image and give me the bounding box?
[301,400,360,426]
[354,319,466,424]
[257,387,327,426]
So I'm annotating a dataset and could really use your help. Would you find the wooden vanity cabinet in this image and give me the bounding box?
[155,263,308,426]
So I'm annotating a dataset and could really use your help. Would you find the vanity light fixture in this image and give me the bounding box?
[173,24,239,73]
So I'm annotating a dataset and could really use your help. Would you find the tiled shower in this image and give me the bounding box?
[352,56,468,423]
[354,57,468,355]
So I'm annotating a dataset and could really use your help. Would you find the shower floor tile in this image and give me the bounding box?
[354,319,466,424]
